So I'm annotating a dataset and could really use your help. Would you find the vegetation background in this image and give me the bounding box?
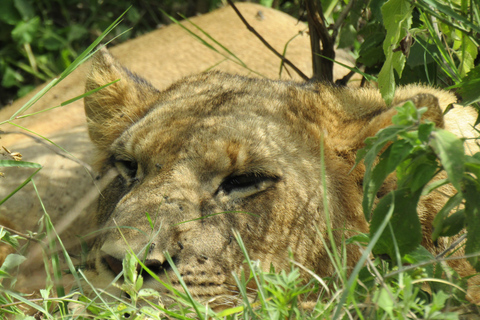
[0,0,297,108]
[1,0,480,318]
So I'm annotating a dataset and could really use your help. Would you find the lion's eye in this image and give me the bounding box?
[114,158,138,181]
[220,173,277,194]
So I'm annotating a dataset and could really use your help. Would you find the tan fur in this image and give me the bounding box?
[0,3,479,307]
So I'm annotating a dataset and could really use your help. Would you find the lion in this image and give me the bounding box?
[1,2,479,310]
[0,3,322,271]
[0,1,354,298]
[80,48,480,306]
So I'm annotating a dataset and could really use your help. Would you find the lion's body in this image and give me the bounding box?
[1,2,479,307]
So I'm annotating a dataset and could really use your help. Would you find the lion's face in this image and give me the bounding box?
[84,49,466,304]
[85,51,365,301]
[84,50,376,302]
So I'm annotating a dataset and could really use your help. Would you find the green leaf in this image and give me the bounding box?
[11,16,40,44]
[403,245,435,277]
[465,154,480,178]
[363,140,413,216]
[406,41,436,67]
[357,26,385,67]
[392,101,424,125]
[429,129,465,191]
[464,179,480,271]
[41,30,66,51]
[123,252,137,284]
[420,0,480,34]
[338,24,357,49]
[439,210,465,237]
[0,159,42,168]
[378,0,412,104]
[455,64,480,105]
[67,24,88,43]
[135,274,143,291]
[138,288,160,298]
[418,122,435,142]
[378,54,396,105]
[17,84,35,97]
[404,159,438,192]
[1,66,24,88]
[346,233,370,246]
[376,288,394,318]
[431,193,463,241]
[0,0,21,25]
[454,32,477,77]
[0,253,26,272]
[370,188,423,259]
[13,0,34,20]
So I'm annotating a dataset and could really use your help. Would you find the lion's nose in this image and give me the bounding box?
[103,254,123,276]
[103,254,171,278]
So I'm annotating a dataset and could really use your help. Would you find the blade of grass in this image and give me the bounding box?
[316,53,377,82]
[161,10,264,78]
[31,180,66,310]
[77,269,117,316]
[332,193,395,320]
[14,79,120,120]
[134,257,202,320]
[164,252,211,319]
[175,210,258,226]
[279,31,305,78]
[233,230,275,318]
[0,167,41,206]
[6,122,77,159]
[418,10,460,83]
[320,138,343,274]
[2,290,49,316]
[9,8,130,120]
[418,0,480,34]
[178,13,246,67]
[0,160,42,168]
[232,271,255,316]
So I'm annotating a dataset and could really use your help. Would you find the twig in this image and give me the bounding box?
[332,0,355,40]
[385,249,480,278]
[335,70,356,86]
[226,0,309,81]
[305,0,335,82]
[0,224,41,243]
[0,130,93,174]
[436,233,467,259]
[362,246,397,303]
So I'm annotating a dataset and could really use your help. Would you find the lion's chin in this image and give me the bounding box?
[80,268,251,311]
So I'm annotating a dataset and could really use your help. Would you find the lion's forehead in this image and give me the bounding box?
[126,115,287,176]
[116,90,312,170]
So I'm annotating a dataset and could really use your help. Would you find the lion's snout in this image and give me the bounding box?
[102,252,171,280]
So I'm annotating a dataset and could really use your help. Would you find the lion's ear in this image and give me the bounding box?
[84,48,161,149]
[358,92,447,143]
[329,88,455,162]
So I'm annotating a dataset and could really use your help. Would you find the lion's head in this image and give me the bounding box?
[82,49,479,306]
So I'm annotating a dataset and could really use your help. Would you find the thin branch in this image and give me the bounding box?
[436,233,467,259]
[0,130,93,174]
[226,0,309,81]
[0,224,41,243]
[385,248,480,278]
[335,70,356,86]
[305,0,335,82]
[332,0,355,40]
